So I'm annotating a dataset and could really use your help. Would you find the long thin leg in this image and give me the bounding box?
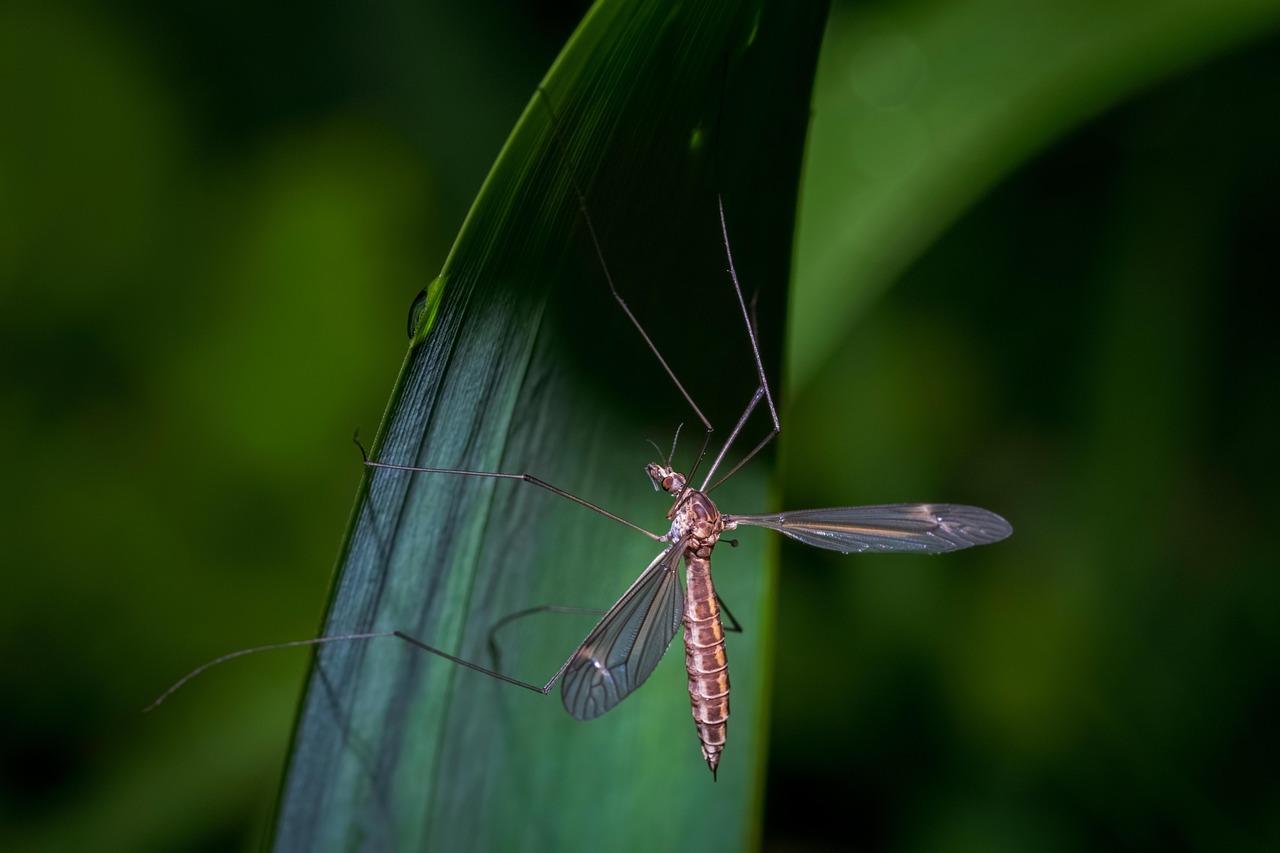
[146,632,396,711]
[722,195,780,440]
[716,595,742,634]
[393,629,584,698]
[702,385,764,492]
[707,418,777,494]
[362,458,665,543]
[698,196,782,492]
[147,626,589,710]
[534,86,715,446]
[485,604,604,670]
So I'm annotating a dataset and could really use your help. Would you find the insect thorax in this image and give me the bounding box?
[646,462,723,548]
[668,488,723,550]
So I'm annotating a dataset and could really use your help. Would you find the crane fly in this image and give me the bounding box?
[150,93,1012,779]
[358,184,1011,775]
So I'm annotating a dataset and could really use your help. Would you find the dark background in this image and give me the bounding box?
[2,0,1276,850]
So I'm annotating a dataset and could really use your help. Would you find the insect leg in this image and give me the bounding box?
[359,456,665,543]
[392,630,585,698]
[716,595,743,634]
[485,604,604,672]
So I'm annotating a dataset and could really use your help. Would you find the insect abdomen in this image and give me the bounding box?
[683,552,729,775]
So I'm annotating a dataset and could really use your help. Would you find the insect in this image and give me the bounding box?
[357,186,1012,776]
[151,94,1012,780]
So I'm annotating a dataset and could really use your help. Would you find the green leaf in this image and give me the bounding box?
[272,2,831,849]
[790,0,1280,392]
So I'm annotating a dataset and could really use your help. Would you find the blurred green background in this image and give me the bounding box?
[2,0,1277,851]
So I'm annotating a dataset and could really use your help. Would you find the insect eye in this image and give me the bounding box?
[662,476,675,491]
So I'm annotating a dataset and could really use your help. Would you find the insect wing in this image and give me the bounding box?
[725,503,1011,554]
[561,541,686,720]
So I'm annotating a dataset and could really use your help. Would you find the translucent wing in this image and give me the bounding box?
[724,503,1011,554]
[561,540,687,720]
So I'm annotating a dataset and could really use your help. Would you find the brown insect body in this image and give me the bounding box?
[648,463,732,775]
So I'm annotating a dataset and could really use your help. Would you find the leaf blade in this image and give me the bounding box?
[272,2,831,849]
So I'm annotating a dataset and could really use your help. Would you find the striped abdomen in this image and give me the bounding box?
[683,549,729,776]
